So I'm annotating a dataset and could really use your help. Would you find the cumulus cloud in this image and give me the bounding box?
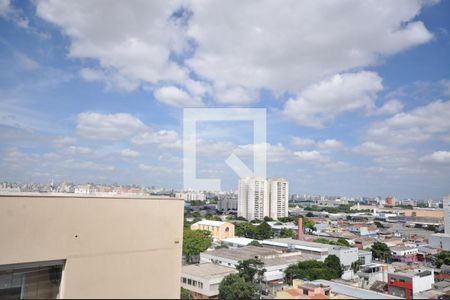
[283,71,383,127]
[36,0,434,105]
[353,142,388,156]
[367,100,450,144]
[76,112,146,140]
[373,99,404,115]
[121,149,140,158]
[131,129,180,148]
[0,0,10,17]
[66,145,92,155]
[421,151,450,164]
[290,137,315,148]
[153,86,203,107]
[317,139,344,150]
[293,150,328,163]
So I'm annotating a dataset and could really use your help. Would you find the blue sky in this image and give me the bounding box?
[0,0,449,199]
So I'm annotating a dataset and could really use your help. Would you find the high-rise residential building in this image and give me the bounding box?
[238,177,288,220]
[269,178,289,219]
[218,193,238,211]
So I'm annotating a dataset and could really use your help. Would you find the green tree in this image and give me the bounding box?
[306,212,314,217]
[371,241,391,261]
[180,287,191,299]
[255,221,273,240]
[336,238,350,247]
[219,274,257,300]
[314,238,332,245]
[248,240,263,247]
[236,258,265,282]
[325,255,343,277]
[280,228,295,238]
[302,218,316,230]
[235,222,257,238]
[264,216,274,222]
[183,229,212,263]
[285,259,340,283]
[435,251,450,268]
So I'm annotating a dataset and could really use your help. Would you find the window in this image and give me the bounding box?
[199,282,203,289]
[182,277,186,283]
[188,279,192,285]
[303,289,308,295]
[0,260,64,299]
[193,280,197,287]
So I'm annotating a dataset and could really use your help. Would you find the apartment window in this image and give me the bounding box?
[182,277,187,283]
[0,260,64,299]
[188,279,192,285]
[193,280,197,287]
[199,282,203,289]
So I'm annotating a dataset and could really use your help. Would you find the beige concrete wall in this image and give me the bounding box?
[0,194,183,299]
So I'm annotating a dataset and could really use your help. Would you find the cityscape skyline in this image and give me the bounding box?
[1,1,450,199]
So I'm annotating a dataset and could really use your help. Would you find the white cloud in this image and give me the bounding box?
[67,145,92,155]
[131,129,180,148]
[293,150,328,163]
[121,149,140,158]
[353,142,388,156]
[373,99,404,115]
[317,139,344,150]
[76,112,146,140]
[16,53,39,70]
[153,86,203,107]
[0,0,10,17]
[290,137,315,148]
[37,1,188,91]
[36,1,434,104]
[440,79,450,96]
[187,1,432,95]
[421,151,450,164]
[367,100,450,144]
[283,71,383,127]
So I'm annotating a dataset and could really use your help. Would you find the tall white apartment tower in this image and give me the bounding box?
[238,177,288,220]
[269,178,289,219]
[444,195,450,234]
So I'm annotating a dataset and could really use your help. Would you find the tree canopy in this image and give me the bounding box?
[435,251,450,268]
[219,274,257,300]
[248,240,263,247]
[183,229,212,263]
[371,241,391,261]
[235,221,273,240]
[285,259,342,283]
[324,255,343,277]
[280,228,295,238]
[236,258,265,283]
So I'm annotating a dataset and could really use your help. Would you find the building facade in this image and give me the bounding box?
[238,177,288,220]
[191,220,235,242]
[0,193,183,299]
[218,193,238,212]
[388,269,434,299]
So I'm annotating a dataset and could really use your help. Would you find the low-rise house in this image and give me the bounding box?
[181,263,238,299]
[390,246,418,263]
[191,220,235,241]
[275,279,332,299]
[387,268,434,299]
[348,224,379,237]
[357,263,389,289]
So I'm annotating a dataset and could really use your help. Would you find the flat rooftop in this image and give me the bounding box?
[312,280,402,299]
[181,263,237,278]
[202,246,282,261]
[0,192,180,200]
[262,238,330,253]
